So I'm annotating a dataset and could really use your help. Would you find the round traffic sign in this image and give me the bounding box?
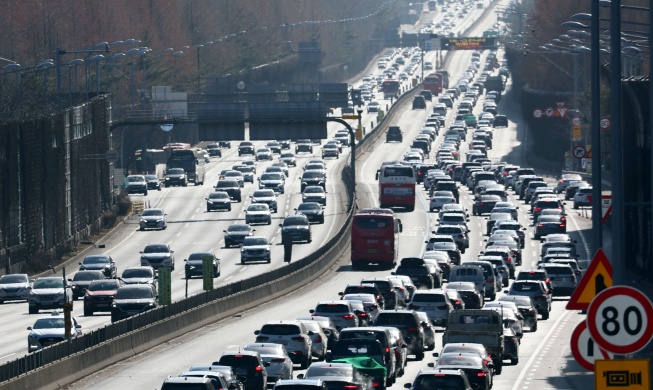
[533,109,542,119]
[572,145,586,159]
[600,117,611,130]
[545,107,554,117]
[570,321,613,371]
[587,286,653,354]
[105,148,119,163]
[572,117,582,126]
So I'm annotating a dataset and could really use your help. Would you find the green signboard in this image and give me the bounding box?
[440,37,497,50]
[203,257,214,291]
[158,267,172,305]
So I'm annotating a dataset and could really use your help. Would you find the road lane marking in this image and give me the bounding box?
[511,309,571,390]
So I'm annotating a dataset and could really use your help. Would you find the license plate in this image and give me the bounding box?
[367,249,377,253]
[127,311,140,315]
[96,303,109,308]
[235,368,247,376]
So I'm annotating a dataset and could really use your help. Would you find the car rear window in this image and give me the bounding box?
[517,272,545,281]
[512,283,541,292]
[374,313,417,327]
[543,267,573,275]
[217,355,259,369]
[260,324,301,335]
[315,304,349,313]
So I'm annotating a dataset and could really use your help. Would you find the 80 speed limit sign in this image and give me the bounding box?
[587,286,653,354]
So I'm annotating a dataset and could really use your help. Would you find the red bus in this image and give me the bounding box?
[377,164,417,212]
[423,73,443,96]
[351,208,403,269]
[436,70,450,89]
[382,80,401,99]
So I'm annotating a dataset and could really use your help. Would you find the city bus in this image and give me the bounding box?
[382,80,401,100]
[435,70,450,89]
[376,163,417,211]
[423,73,444,96]
[166,149,206,185]
[134,149,167,175]
[351,208,403,269]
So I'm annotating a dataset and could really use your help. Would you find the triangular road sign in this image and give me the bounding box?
[557,107,568,117]
[566,248,613,310]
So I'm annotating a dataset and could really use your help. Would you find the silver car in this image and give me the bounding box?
[297,319,329,361]
[254,321,313,369]
[28,277,74,314]
[244,343,294,382]
[310,301,359,330]
[240,236,272,264]
[139,208,167,231]
[27,312,82,352]
[539,264,578,296]
[408,289,452,327]
[0,273,31,303]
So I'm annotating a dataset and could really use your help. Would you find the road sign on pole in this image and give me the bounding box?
[572,125,582,140]
[601,196,612,223]
[533,109,542,118]
[595,359,650,389]
[571,321,613,371]
[587,286,653,354]
[572,145,586,159]
[600,117,611,130]
[545,107,554,117]
[567,248,613,310]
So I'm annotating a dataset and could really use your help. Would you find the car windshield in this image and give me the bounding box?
[228,225,251,232]
[304,187,324,194]
[33,279,64,289]
[284,217,307,227]
[247,204,268,212]
[209,192,229,200]
[127,176,145,183]
[88,280,121,291]
[167,168,185,175]
[188,253,215,261]
[375,313,417,326]
[298,203,321,211]
[142,209,163,217]
[216,181,239,188]
[303,172,324,179]
[512,283,542,292]
[260,173,282,181]
[245,345,282,355]
[243,237,268,246]
[306,365,353,377]
[253,191,275,198]
[33,318,65,329]
[122,269,153,278]
[144,175,158,181]
[115,287,154,299]
[73,272,102,281]
[143,245,169,253]
[0,274,28,284]
[539,216,560,223]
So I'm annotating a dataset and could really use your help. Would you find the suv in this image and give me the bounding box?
[539,264,577,296]
[28,277,74,314]
[507,281,552,319]
[573,186,592,208]
[160,377,213,390]
[140,242,175,270]
[408,289,453,327]
[238,141,255,156]
[338,327,398,380]
[386,126,403,143]
[126,175,148,195]
[296,141,313,154]
[215,350,268,390]
[361,278,400,310]
[412,96,427,110]
[110,284,158,322]
[372,310,426,359]
[280,215,312,244]
[301,171,326,192]
[255,321,314,368]
[340,283,385,308]
[206,143,222,157]
[215,180,242,202]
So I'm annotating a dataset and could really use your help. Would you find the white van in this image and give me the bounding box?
[448,265,486,298]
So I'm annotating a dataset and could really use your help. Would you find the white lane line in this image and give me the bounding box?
[511,310,570,390]
[0,353,15,360]
[239,267,247,273]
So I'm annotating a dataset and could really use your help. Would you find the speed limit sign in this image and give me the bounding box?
[587,286,653,354]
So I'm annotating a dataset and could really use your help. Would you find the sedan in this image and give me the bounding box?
[184,252,220,279]
[302,186,327,206]
[0,273,32,303]
[139,208,167,231]
[367,101,381,113]
[280,152,297,167]
[240,236,272,264]
[79,254,118,279]
[144,174,161,191]
[245,203,272,225]
[206,191,232,212]
[300,362,371,390]
[472,195,502,216]
[223,224,255,248]
[534,215,566,240]
[244,343,294,382]
[429,191,457,212]
[27,312,82,352]
[295,202,325,224]
[255,147,273,161]
[83,279,123,316]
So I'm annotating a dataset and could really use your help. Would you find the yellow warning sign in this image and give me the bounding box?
[566,248,613,310]
[572,125,582,140]
[586,145,592,158]
[595,359,650,390]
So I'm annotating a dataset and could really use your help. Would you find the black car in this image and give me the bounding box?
[296,142,313,154]
[295,202,325,224]
[223,224,254,248]
[472,195,502,216]
[206,191,232,212]
[373,310,426,359]
[499,295,539,331]
[79,254,118,278]
[340,283,385,309]
[144,175,161,190]
[164,168,188,187]
[412,96,426,110]
[215,180,242,202]
[69,270,106,300]
[419,90,433,101]
[433,180,459,202]
[534,215,566,239]
[361,278,400,309]
[184,252,220,279]
[493,115,508,128]
[218,141,232,149]
[215,351,268,390]
[206,143,222,157]
[111,284,158,322]
[394,258,435,290]
[301,171,326,191]
[386,126,403,143]
[280,215,312,244]
[238,141,255,156]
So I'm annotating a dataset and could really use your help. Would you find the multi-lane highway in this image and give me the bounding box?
[1,1,595,389]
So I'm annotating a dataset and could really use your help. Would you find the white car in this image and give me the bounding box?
[27,312,82,352]
[297,319,329,361]
[280,152,297,167]
[254,321,313,368]
[139,208,167,231]
[245,203,272,225]
[255,147,273,161]
[240,236,272,264]
[244,342,295,380]
[0,273,31,303]
[251,190,278,213]
[258,172,285,194]
[429,191,457,212]
[28,277,74,314]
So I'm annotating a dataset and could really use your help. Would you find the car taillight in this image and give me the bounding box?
[409,304,420,310]
[292,336,305,341]
[376,296,382,301]
[455,300,461,305]
[271,358,286,363]
[483,359,490,365]
[506,338,516,344]
[560,224,565,227]
[506,257,512,262]
[534,207,542,212]
[344,385,358,389]
[538,224,543,227]
[385,347,390,353]
[408,327,420,332]
[372,381,381,387]
[357,313,368,318]
[477,371,487,377]
[315,335,323,343]
[255,366,263,372]
[342,314,355,319]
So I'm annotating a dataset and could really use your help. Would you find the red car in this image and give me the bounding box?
[83,279,123,316]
